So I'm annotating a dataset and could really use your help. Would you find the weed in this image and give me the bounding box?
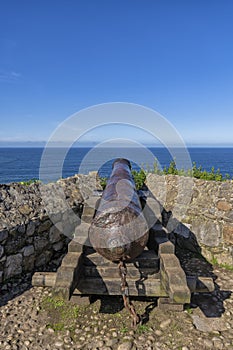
[19,178,41,185]
[120,326,129,334]
[132,169,146,190]
[100,177,107,189]
[41,296,79,332]
[136,324,150,333]
[185,305,193,315]
[210,256,233,271]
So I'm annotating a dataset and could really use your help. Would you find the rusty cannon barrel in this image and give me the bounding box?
[89,158,149,262]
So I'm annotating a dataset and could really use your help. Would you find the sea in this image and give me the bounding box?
[0,147,232,184]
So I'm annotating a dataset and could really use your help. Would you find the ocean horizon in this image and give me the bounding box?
[0,146,232,184]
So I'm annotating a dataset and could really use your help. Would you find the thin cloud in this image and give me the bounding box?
[0,70,22,82]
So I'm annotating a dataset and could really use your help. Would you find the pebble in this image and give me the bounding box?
[0,266,232,350]
[159,319,171,329]
[117,342,133,350]
[203,339,213,348]
[54,341,64,347]
[155,329,163,336]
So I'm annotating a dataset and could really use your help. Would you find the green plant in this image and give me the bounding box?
[146,159,232,182]
[136,324,150,333]
[132,168,146,190]
[41,296,79,332]
[211,256,219,265]
[219,263,233,271]
[120,326,129,334]
[185,305,193,315]
[100,177,108,189]
[19,178,41,185]
[210,256,233,271]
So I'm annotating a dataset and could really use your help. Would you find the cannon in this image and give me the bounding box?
[88,158,149,262]
[32,158,215,327]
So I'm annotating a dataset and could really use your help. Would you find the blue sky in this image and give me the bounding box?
[0,0,233,146]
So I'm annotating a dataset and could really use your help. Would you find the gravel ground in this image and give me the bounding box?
[0,266,233,350]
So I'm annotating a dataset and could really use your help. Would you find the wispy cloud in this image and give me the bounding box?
[0,70,22,83]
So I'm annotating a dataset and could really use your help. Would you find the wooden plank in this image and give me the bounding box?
[83,250,159,269]
[68,222,91,252]
[32,272,56,287]
[160,253,191,304]
[157,297,184,311]
[53,253,84,300]
[75,277,167,297]
[84,265,160,279]
[61,252,83,268]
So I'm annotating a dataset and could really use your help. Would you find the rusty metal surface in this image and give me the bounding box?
[89,158,149,262]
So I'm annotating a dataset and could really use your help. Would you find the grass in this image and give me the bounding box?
[211,256,233,271]
[120,326,129,334]
[19,178,41,185]
[41,296,79,332]
[184,305,193,315]
[136,324,150,333]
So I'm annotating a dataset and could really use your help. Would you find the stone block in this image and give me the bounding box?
[5,232,26,255]
[192,219,221,247]
[18,204,32,215]
[5,253,23,279]
[37,220,52,233]
[34,235,49,253]
[53,241,64,251]
[0,229,8,243]
[0,245,4,259]
[17,224,26,234]
[22,245,34,256]
[23,254,35,271]
[35,251,53,267]
[217,201,232,211]
[50,212,62,223]
[49,225,62,243]
[26,221,36,236]
[223,225,233,244]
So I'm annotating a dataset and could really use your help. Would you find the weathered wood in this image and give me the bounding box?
[186,276,215,293]
[84,266,160,279]
[160,253,191,304]
[83,249,159,270]
[68,222,91,253]
[53,252,84,300]
[157,297,184,311]
[32,272,56,287]
[75,276,167,297]
[81,205,96,223]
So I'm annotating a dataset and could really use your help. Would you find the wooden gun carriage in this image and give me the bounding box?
[33,159,214,314]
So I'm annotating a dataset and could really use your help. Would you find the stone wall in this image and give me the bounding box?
[0,172,100,290]
[0,173,232,291]
[146,174,233,265]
